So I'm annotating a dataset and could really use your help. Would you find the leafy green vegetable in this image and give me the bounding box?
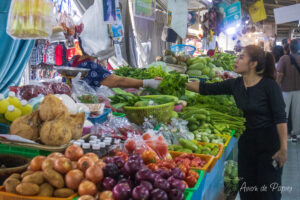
[114,66,168,80]
[212,53,236,71]
[158,71,188,98]
[78,95,98,104]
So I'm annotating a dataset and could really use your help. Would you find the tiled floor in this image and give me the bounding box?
[235,141,300,200]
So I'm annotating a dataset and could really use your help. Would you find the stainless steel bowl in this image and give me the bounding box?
[55,66,90,77]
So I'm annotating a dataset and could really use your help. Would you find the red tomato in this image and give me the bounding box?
[116,151,128,162]
[155,142,168,157]
[125,140,136,153]
[157,135,164,141]
[142,133,151,140]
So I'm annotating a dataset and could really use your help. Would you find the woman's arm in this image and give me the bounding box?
[101,75,143,88]
[273,123,288,167]
[186,78,236,95]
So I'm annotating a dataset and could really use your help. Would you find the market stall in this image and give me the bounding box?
[1,0,295,199]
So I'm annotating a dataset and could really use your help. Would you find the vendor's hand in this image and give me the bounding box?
[272,148,287,168]
[154,77,163,81]
[143,79,162,89]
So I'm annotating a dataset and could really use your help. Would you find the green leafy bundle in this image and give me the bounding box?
[212,53,236,71]
[158,71,188,98]
[114,66,168,80]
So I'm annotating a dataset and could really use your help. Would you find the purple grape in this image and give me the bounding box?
[154,178,170,192]
[169,188,184,200]
[151,188,168,200]
[132,185,150,200]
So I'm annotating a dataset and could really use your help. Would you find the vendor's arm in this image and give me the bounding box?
[101,74,143,88]
[267,80,288,167]
[186,78,235,95]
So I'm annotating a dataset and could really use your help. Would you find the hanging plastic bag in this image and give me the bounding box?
[80,0,114,58]
[7,0,54,39]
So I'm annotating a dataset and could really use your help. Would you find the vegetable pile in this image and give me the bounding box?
[212,52,236,72]
[168,138,220,156]
[114,66,168,80]
[224,160,239,199]
[158,72,188,98]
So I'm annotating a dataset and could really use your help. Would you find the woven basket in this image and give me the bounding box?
[123,102,175,125]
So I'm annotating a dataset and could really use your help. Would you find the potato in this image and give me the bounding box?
[54,188,75,198]
[40,115,72,146]
[21,170,34,179]
[10,111,40,140]
[37,183,54,197]
[4,178,20,193]
[39,95,68,121]
[22,171,44,185]
[16,183,39,196]
[67,113,85,140]
[8,173,21,180]
[43,168,64,188]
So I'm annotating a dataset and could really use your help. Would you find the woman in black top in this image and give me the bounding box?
[187,45,287,200]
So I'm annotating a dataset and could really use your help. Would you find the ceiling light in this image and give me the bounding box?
[226,27,236,35]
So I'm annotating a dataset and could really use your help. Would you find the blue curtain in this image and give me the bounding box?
[0,0,34,95]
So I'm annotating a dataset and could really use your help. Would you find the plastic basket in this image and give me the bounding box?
[0,123,9,134]
[88,108,111,125]
[123,102,175,125]
[197,142,224,172]
[112,112,126,117]
[184,190,194,200]
[0,143,50,158]
[188,75,208,83]
[0,186,77,200]
[231,129,236,137]
[215,134,231,148]
[169,151,213,172]
[170,44,196,56]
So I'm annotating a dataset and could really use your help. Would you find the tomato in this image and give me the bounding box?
[185,175,198,188]
[157,135,164,141]
[155,142,168,158]
[145,140,156,150]
[187,170,199,179]
[125,140,136,153]
[147,163,159,171]
[116,151,128,162]
[141,150,157,164]
[142,133,151,140]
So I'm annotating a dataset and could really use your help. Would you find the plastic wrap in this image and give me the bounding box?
[18,83,53,101]
[71,73,97,103]
[6,0,54,39]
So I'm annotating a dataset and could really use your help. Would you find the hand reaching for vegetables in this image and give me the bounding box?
[143,79,162,89]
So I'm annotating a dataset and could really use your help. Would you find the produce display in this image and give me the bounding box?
[10,95,85,144]
[168,138,220,156]
[212,53,236,72]
[114,66,168,80]
[156,50,190,66]
[224,161,239,199]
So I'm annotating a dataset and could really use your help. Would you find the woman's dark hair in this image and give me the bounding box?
[290,39,299,54]
[283,43,290,55]
[244,45,276,80]
[272,45,284,63]
[78,37,87,56]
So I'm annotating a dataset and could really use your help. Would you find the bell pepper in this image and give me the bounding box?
[142,150,157,164]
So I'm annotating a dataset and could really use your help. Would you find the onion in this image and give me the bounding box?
[78,157,95,173]
[48,152,64,159]
[72,161,78,169]
[65,145,84,161]
[95,160,106,169]
[54,157,72,174]
[30,156,47,171]
[65,169,84,190]
[78,180,97,196]
[85,164,103,184]
[41,158,55,171]
[78,195,96,200]
[84,153,99,163]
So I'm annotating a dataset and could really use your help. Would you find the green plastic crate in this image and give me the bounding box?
[231,130,236,137]
[0,143,51,158]
[184,190,194,200]
[112,112,126,117]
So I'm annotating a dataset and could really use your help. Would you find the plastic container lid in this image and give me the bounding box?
[74,142,81,146]
[89,140,97,145]
[90,135,97,140]
[82,143,91,149]
[95,139,101,143]
[99,142,106,148]
[7,105,15,112]
[77,139,85,144]
[0,94,4,100]
[104,140,111,146]
[92,144,101,150]
[104,137,112,141]
[8,92,16,97]
[20,100,28,106]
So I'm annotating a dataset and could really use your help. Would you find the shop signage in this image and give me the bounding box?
[224,1,241,27]
[292,28,300,39]
[274,4,300,24]
[134,0,156,20]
